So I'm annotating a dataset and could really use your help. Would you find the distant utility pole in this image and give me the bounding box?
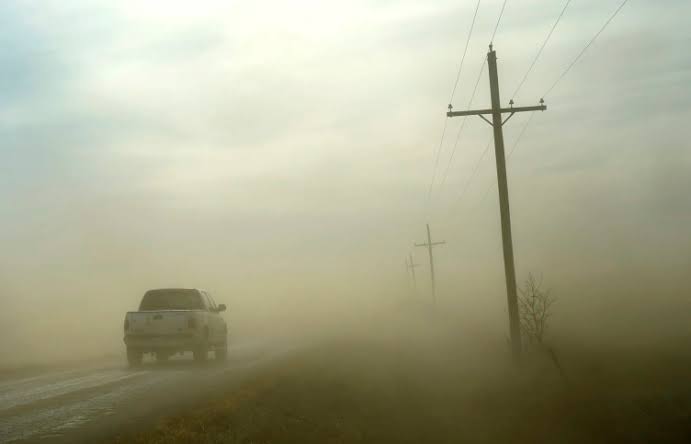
[406,253,420,293]
[415,224,446,307]
[447,44,547,361]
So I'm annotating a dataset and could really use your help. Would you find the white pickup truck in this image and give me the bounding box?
[123,288,228,366]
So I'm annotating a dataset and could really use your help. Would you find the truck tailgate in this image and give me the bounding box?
[126,311,193,336]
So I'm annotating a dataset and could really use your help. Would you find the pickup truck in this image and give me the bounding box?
[123,288,228,366]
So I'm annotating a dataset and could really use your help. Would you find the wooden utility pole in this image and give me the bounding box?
[406,253,420,293]
[415,224,445,307]
[447,44,547,361]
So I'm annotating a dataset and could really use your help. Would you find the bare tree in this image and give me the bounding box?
[518,273,555,345]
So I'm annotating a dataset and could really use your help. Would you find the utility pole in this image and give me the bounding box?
[415,224,445,307]
[447,44,546,361]
[406,253,420,293]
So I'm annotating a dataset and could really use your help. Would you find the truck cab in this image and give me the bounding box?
[123,288,228,366]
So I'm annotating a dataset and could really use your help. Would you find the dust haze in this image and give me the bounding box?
[0,0,689,380]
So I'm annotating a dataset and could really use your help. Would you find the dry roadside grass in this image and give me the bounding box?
[115,320,691,444]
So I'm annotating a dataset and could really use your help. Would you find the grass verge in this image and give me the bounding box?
[115,327,691,444]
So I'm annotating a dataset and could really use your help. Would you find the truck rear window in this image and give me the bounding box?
[139,289,204,310]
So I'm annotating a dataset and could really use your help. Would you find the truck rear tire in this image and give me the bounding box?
[215,341,227,361]
[193,343,208,362]
[127,348,143,367]
[194,328,210,363]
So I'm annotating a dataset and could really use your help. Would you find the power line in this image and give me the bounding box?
[427,117,449,200]
[543,0,630,98]
[470,0,628,205]
[449,0,627,204]
[506,112,536,160]
[428,0,483,202]
[448,0,482,105]
[443,0,565,201]
[490,0,509,44]
[511,0,572,101]
[473,0,629,205]
[437,0,510,200]
[439,58,487,188]
[468,0,629,212]
[457,134,493,203]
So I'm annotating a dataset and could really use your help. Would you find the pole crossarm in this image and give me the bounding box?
[447,104,546,118]
[415,224,445,307]
[415,241,446,248]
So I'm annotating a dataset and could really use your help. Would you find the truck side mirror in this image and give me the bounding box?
[217,304,226,312]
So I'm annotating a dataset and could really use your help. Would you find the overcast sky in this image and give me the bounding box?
[1,1,690,358]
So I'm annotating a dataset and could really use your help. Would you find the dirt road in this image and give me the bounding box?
[0,340,286,443]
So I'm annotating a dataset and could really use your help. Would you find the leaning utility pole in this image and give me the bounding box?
[447,44,547,361]
[406,253,420,293]
[415,224,445,307]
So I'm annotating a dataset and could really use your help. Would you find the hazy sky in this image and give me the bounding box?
[1,1,690,360]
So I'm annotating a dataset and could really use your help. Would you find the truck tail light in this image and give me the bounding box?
[124,319,130,331]
[188,317,197,329]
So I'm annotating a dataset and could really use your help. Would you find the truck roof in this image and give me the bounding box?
[145,288,207,293]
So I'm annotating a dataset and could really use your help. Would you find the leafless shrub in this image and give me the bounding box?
[518,273,555,345]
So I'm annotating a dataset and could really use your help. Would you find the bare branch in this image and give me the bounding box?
[518,271,556,345]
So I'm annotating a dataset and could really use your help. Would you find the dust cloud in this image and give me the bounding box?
[0,1,689,378]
